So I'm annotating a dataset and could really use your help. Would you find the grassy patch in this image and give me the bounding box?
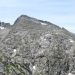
[0,57,2,62]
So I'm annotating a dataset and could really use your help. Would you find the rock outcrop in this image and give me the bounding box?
[0,15,75,75]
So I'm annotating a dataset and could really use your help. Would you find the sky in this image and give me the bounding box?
[0,0,75,33]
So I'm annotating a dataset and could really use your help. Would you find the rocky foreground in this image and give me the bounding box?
[0,15,75,75]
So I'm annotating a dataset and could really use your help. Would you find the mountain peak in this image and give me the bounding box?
[14,15,32,25]
[0,14,75,75]
[13,14,61,30]
[19,15,31,18]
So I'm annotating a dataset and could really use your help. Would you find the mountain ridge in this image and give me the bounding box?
[0,15,75,75]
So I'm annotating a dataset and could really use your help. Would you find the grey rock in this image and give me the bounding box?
[0,15,75,75]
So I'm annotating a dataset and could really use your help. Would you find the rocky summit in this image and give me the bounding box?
[0,15,75,75]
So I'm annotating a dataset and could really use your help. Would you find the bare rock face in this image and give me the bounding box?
[0,21,11,43]
[0,15,75,75]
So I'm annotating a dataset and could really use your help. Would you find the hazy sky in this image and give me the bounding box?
[0,0,75,33]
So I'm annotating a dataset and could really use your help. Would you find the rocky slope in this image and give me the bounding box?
[0,15,75,75]
[0,22,11,43]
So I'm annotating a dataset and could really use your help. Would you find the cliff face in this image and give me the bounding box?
[0,15,75,75]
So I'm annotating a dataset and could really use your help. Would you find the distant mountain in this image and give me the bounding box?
[0,15,75,75]
[0,21,11,28]
[0,21,11,43]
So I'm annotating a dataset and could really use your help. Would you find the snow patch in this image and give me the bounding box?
[12,49,17,57]
[0,26,5,29]
[69,39,74,43]
[68,73,72,75]
[41,22,47,25]
[13,49,17,53]
[33,66,36,70]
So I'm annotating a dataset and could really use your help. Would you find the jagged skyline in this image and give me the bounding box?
[0,0,75,32]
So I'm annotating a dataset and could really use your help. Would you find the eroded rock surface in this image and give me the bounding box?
[0,15,75,75]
